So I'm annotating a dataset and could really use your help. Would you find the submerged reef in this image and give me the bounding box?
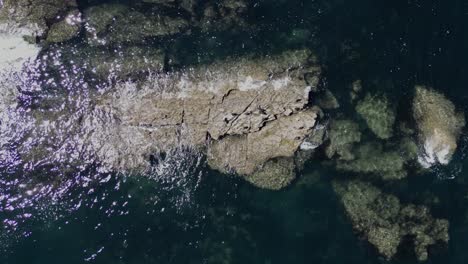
[355,93,395,139]
[333,180,449,262]
[336,142,407,180]
[325,119,361,161]
[413,85,466,168]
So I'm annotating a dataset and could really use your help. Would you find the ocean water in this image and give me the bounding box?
[1,0,468,263]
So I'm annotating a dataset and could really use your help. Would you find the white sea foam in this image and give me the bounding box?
[418,129,453,168]
[0,24,41,72]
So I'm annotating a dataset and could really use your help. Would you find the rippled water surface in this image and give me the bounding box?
[1,0,468,263]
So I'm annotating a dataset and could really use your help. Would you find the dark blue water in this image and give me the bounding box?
[1,0,468,263]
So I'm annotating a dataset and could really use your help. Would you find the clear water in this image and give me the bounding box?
[1,0,468,263]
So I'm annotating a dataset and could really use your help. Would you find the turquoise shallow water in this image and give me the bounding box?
[2,0,468,263]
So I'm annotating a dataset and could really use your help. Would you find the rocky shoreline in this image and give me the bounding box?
[0,0,467,262]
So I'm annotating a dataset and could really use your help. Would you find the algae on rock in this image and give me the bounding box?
[243,158,296,190]
[83,4,189,45]
[325,119,361,160]
[336,142,407,180]
[355,93,395,139]
[46,10,82,43]
[333,180,449,262]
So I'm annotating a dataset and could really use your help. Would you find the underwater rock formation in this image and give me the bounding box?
[355,93,395,139]
[83,4,189,45]
[0,0,250,50]
[315,89,340,110]
[336,142,407,180]
[82,0,249,45]
[333,180,449,262]
[413,85,465,168]
[1,49,323,190]
[325,119,361,160]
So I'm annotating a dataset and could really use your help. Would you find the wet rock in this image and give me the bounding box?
[333,180,449,262]
[355,93,395,139]
[413,85,465,168]
[300,119,327,151]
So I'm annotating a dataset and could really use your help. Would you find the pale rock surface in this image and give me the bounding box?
[5,49,322,190]
[413,85,465,168]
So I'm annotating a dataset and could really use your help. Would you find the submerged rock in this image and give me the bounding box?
[336,142,407,180]
[84,5,189,44]
[325,119,361,160]
[413,85,465,168]
[2,49,322,190]
[315,89,340,110]
[83,3,128,44]
[333,180,449,262]
[355,93,395,139]
[199,0,249,32]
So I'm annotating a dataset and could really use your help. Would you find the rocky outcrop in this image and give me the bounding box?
[3,49,322,190]
[413,85,465,168]
[334,180,449,262]
[94,50,321,189]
